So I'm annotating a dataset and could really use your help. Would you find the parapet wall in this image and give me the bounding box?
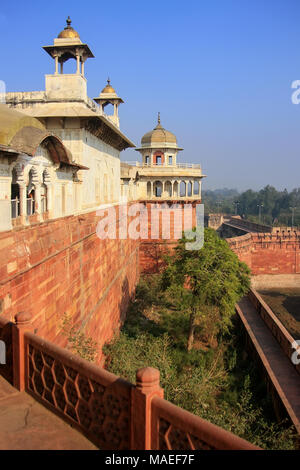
[227,231,300,275]
[248,289,300,377]
[0,205,140,365]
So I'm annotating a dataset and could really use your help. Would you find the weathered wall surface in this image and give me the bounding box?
[139,201,199,274]
[0,205,139,365]
[227,231,300,275]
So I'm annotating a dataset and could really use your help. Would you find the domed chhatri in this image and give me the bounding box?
[43,17,94,77]
[101,78,116,95]
[141,113,177,147]
[57,17,80,39]
[134,113,205,200]
[94,79,124,128]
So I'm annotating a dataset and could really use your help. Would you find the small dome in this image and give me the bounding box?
[101,78,116,94]
[141,114,177,146]
[58,17,80,39]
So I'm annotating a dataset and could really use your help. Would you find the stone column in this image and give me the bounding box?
[12,312,33,391]
[34,182,42,221]
[55,55,59,75]
[131,367,164,450]
[191,181,194,197]
[185,180,188,197]
[76,53,80,74]
[150,181,153,199]
[45,183,52,217]
[60,61,64,74]
[19,183,27,225]
[81,59,85,76]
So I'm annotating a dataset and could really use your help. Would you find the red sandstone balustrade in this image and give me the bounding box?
[1,316,259,450]
[151,396,260,450]
[23,330,133,450]
[248,289,300,376]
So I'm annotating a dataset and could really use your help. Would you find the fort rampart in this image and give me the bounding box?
[227,230,300,275]
[0,204,140,365]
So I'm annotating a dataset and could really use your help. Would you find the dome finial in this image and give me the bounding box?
[66,16,72,28]
[107,77,111,85]
[158,112,161,125]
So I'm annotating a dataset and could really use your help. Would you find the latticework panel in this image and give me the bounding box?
[27,343,131,449]
[159,418,216,450]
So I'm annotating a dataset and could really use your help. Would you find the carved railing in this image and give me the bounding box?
[151,396,258,450]
[24,332,133,450]
[0,311,260,450]
[123,161,202,170]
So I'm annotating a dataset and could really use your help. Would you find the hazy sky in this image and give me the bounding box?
[1,0,300,191]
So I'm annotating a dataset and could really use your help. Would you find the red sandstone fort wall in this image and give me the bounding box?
[0,205,140,365]
[227,231,300,275]
[139,201,200,274]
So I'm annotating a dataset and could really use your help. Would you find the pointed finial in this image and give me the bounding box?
[107,77,111,85]
[66,16,72,28]
[158,112,161,124]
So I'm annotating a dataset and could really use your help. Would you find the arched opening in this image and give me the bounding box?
[11,167,20,219]
[102,102,114,116]
[188,181,192,197]
[147,181,152,198]
[153,152,164,166]
[194,180,200,195]
[26,169,36,216]
[180,181,186,197]
[165,181,172,197]
[173,181,178,197]
[154,181,162,197]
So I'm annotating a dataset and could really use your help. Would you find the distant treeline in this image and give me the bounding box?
[202,186,300,227]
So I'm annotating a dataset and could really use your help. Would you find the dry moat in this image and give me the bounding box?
[258,288,300,339]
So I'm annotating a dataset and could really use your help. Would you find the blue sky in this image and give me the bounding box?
[1,0,300,191]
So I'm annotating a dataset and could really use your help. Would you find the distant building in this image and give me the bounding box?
[123,113,206,200]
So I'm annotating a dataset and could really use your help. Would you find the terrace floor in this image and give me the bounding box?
[0,375,97,450]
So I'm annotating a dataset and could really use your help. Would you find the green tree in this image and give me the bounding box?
[162,228,250,351]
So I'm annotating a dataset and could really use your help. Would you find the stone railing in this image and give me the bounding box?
[151,396,257,450]
[248,289,300,376]
[123,161,202,170]
[0,311,259,450]
[25,331,132,450]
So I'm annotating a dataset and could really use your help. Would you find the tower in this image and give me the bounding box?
[42,17,94,101]
[135,113,183,167]
[133,114,205,200]
[94,79,124,128]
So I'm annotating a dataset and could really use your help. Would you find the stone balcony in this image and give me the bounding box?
[124,161,205,178]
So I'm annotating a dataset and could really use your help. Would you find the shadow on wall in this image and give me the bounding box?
[119,276,130,326]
